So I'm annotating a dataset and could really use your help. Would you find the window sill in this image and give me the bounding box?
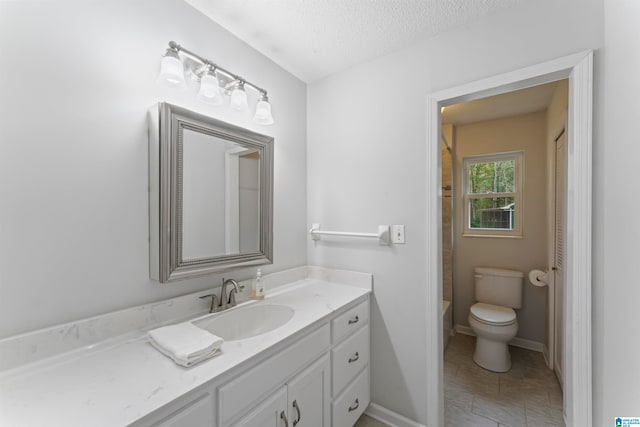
[461,232,524,239]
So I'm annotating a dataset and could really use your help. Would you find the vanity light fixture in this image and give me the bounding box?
[197,66,223,106]
[253,93,275,125]
[229,81,249,111]
[158,47,187,89]
[157,41,274,125]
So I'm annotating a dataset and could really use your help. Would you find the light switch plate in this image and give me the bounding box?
[392,225,405,244]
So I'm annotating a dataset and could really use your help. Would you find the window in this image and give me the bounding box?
[462,151,523,237]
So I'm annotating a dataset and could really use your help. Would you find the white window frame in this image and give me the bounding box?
[462,150,524,238]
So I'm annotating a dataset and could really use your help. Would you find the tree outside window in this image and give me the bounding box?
[463,151,523,237]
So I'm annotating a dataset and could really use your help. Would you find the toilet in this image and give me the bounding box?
[468,267,524,372]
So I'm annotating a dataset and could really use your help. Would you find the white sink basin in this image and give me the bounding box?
[193,304,294,341]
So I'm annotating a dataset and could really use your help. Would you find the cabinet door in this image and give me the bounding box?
[232,387,287,427]
[287,354,330,427]
[218,325,330,426]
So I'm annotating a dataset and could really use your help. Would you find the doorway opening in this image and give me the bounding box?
[425,51,593,427]
[440,80,567,426]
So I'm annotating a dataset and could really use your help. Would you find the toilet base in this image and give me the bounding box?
[473,336,511,372]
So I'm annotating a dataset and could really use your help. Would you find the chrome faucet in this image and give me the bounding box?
[220,278,241,310]
[200,278,243,313]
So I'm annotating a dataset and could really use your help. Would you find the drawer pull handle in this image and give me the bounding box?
[292,400,301,426]
[348,352,360,363]
[348,398,360,412]
[348,316,359,325]
[280,411,289,427]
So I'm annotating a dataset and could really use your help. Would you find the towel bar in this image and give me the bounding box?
[309,223,390,245]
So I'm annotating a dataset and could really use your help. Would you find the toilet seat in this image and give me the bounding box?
[470,303,516,326]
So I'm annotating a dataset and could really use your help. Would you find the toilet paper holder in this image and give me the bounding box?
[528,269,549,287]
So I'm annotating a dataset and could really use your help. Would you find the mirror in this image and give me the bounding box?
[149,102,273,283]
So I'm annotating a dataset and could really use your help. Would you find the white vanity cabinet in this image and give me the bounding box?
[232,355,331,427]
[0,270,375,427]
[218,324,331,426]
[329,300,370,425]
[136,296,370,427]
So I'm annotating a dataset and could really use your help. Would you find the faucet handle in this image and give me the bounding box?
[199,294,219,313]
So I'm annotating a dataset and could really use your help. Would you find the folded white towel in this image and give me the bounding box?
[147,322,223,367]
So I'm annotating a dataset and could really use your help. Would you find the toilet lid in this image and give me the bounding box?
[470,303,516,326]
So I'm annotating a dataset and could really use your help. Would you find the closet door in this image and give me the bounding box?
[554,129,567,389]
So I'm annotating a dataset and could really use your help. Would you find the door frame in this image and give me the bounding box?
[425,51,593,427]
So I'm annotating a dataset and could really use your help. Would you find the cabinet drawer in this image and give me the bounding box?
[332,324,369,396]
[218,324,330,426]
[332,366,370,427]
[332,300,369,344]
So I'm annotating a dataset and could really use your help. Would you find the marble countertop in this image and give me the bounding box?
[0,275,370,427]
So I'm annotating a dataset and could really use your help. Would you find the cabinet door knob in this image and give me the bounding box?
[292,400,302,426]
[348,398,360,412]
[280,411,289,427]
[348,316,359,325]
[348,352,360,363]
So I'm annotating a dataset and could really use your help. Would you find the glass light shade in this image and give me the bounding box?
[230,86,248,111]
[253,99,274,125]
[197,73,223,105]
[157,54,186,89]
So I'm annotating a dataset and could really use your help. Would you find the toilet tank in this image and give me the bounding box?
[474,267,524,309]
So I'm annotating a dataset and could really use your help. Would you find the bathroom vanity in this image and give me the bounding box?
[0,267,371,427]
[138,296,369,427]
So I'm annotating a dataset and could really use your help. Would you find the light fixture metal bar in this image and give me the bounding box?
[168,41,267,96]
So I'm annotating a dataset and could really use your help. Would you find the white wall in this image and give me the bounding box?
[598,0,640,422]
[0,0,307,338]
[453,111,548,344]
[307,0,602,423]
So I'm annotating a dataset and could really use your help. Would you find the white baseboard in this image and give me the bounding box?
[555,363,564,391]
[454,324,544,352]
[454,324,474,337]
[543,344,551,368]
[510,336,544,352]
[364,403,425,427]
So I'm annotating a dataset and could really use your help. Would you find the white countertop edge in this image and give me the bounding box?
[0,277,371,427]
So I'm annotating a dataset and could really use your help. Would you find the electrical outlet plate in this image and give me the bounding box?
[392,225,405,244]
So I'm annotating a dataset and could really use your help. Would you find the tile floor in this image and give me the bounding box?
[444,334,564,427]
[354,333,563,427]
[354,414,389,427]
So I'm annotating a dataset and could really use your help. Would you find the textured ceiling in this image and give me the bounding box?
[185,0,524,82]
[442,81,560,126]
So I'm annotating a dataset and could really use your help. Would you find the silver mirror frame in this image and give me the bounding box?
[149,102,273,283]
